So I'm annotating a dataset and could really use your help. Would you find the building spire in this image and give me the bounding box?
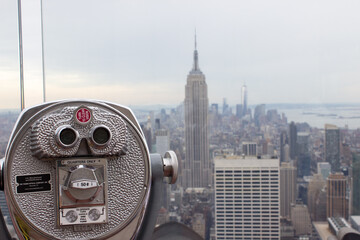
[193,30,200,71]
[195,29,197,50]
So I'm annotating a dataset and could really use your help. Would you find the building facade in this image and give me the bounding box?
[317,162,331,180]
[141,117,152,153]
[155,129,169,157]
[327,173,347,218]
[241,84,248,117]
[242,142,257,156]
[235,104,242,118]
[183,37,210,189]
[280,162,297,220]
[280,130,288,163]
[289,122,297,160]
[325,124,340,172]
[307,173,327,221]
[290,204,312,236]
[352,153,360,215]
[297,132,311,177]
[254,104,266,127]
[214,157,280,239]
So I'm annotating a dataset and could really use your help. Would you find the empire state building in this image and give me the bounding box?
[183,37,210,189]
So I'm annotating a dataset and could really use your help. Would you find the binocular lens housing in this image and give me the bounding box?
[91,125,111,146]
[56,125,112,149]
[56,126,79,147]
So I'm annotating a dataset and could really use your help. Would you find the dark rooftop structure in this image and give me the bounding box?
[151,222,203,240]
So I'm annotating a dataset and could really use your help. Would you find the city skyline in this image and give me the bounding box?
[1,82,360,239]
[1,0,360,109]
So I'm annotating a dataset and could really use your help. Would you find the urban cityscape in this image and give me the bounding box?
[1,40,360,240]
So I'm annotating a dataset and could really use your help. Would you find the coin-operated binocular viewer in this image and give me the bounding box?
[0,100,178,240]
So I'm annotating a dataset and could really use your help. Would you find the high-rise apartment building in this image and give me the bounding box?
[280,162,297,220]
[327,173,347,218]
[214,157,280,239]
[325,124,340,172]
[183,37,210,189]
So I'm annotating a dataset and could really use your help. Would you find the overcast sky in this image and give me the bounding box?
[1,0,360,110]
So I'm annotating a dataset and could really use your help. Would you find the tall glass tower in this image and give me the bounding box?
[325,124,340,172]
[241,84,248,117]
[183,36,210,189]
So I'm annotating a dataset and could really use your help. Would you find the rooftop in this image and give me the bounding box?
[214,156,279,168]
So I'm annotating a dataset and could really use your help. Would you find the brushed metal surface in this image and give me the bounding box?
[4,100,150,240]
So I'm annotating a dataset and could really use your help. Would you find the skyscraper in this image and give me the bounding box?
[141,116,152,152]
[297,132,311,177]
[211,103,219,115]
[289,122,297,160]
[235,104,242,118]
[214,157,280,239]
[241,84,248,117]
[222,98,229,115]
[242,141,257,156]
[327,173,347,218]
[280,162,297,220]
[183,36,210,189]
[307,173,327,221]
[290,203,312,236]
[352,153,360,215]
[325,124,340,172]
[0,192,11,224]
[317,162,331,180]
[155,128,170,157]
[254,104,266,127]
[280,130,288,162]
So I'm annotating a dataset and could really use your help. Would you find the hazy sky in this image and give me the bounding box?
[1,0,360,110]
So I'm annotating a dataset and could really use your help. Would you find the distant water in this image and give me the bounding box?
[278,106,360,129]
[2,105,359,129]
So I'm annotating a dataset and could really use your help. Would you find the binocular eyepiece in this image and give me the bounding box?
[0,100,178,240]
